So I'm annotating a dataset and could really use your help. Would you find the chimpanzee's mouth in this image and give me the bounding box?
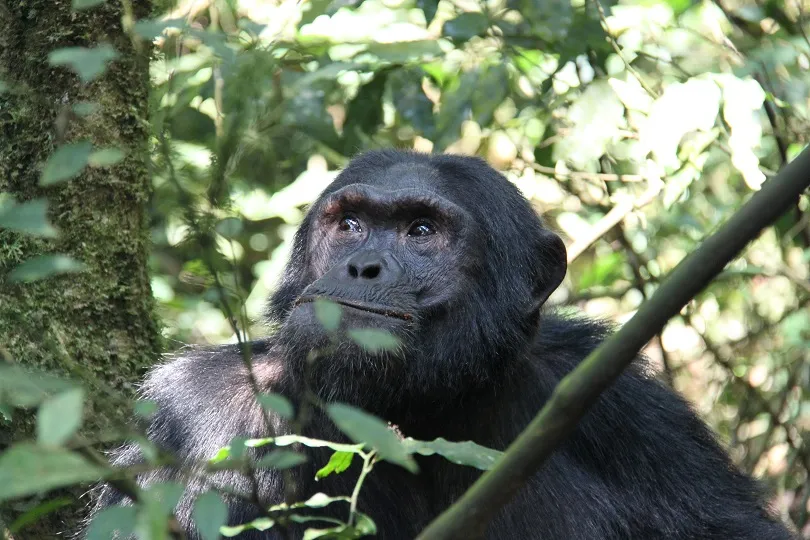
[295,296,413,321]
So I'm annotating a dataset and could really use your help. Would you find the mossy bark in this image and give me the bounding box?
[0,1,160,535]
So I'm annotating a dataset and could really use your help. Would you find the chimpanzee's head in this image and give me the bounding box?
[268,150,566,410]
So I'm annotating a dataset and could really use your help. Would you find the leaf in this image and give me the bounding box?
[0,198,58,237]
[85,505,137,540]
[145,482,185,515]
[193,492,228,540]
[256,450,308,470]
[315,451,354,479]
[257,392,294,419]
[326,403,417,473]
[347,329,400,353]
[515,0,573,41]
[72,0,105,10]
[404,437,502,470]
[472,64,509,126]
[442,12,489,41]
[215,217,243,239]
[246,434,365,454]
[9,497,72,532]
[221,517,275,537]
[389,68,435,138]
[48,45,118,83]
[434,70,478,151]
[9,254,87,283]
[417,0,440,24]
[40,142,93,185]
[72,102,99,116]
[0,365,75,408]
[302,492,349,509]
[134,399,158,419]
[37,388,85,446]
[88,147,125,167]
[0,444,106,502]
[133,18,187,40]
[314,299,342,332]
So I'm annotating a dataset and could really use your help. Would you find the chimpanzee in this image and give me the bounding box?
[87,150,793,539]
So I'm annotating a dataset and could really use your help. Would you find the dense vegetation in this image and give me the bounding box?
[0,0,808,537]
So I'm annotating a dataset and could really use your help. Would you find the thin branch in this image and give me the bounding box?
[416,149,810,539]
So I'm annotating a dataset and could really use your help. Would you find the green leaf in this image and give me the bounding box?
[37,388,85,446]
[256,450,308,470]
[40,142,93,185]
[72,0,105,10]
[9,254,87,283]
[0,444,106,502]
[145,482,185,515]
[133,18,187,39]
[314,299,342,332]
[343,71,389,147]
[193,492,228,540]
[315,451,354,479]
[434,71,478,151]
[404,437,502,470]
[215,217,244,239]
[347,329,400,353]
[472,64,509,126]
[442,12,489,41]
[72,102,99,116]
[0,198,57,238]
[257,392,294,419]
[134,399,158,419]
[246,434,365,454]
[88,147,125,167]
[302,492,349,509]
[516,0,573,41]
[221,517,274,537]
[389,68,435,138]
[326,403,417,473]
[0,365,75,409]
[48,45,118,83]
[8,496,72,533]
[85,505,137,540]
[417,0,440,24]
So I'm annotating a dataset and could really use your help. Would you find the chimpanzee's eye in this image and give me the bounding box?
[407,219,436,237]
[338,215,363,233]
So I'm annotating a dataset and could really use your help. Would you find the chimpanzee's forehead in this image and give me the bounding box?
[333,159,460,198]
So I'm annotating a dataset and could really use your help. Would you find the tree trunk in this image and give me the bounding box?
[0,1,160,536]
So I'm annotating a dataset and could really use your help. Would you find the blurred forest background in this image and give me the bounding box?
[0,0,809,536]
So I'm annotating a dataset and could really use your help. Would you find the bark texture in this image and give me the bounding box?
[0,1,160,536]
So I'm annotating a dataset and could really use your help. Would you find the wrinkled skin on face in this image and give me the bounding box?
[267,150,566,411]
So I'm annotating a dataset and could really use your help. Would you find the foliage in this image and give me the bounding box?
[0,0,809,536]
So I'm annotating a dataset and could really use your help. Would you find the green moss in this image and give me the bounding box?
[0,0,161,535]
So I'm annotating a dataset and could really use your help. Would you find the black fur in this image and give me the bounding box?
[86,150,793,539]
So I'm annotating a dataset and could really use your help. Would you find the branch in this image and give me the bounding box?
[416,149,810,539]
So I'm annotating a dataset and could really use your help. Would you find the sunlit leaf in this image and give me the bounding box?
[221,517,274,537]
[314,299,342,332]
[88,147,125,168]
[347,329,400,353]
[0,198,57,238]
[0,444,105,502]
[9,254,87,283]
[245,434,364,454]
[193,492,228,540]
[403,437,502,470]
[37,388,85,446]
[72,0,105,10]
[315,451,354,479]
[327,403,417,472]
[48,45,118,83]
[40,142,93,185]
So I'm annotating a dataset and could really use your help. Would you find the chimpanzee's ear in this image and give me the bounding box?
[530,229,567,311]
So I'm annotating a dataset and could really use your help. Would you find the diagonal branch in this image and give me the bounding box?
[416,148,810,539]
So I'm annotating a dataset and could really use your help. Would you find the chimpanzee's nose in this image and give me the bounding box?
[345,250,402,283]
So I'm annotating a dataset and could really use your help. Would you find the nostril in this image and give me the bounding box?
[360,264,381,280]
[348,264,359,278]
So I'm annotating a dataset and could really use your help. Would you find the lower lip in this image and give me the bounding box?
[296,297,412,321]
